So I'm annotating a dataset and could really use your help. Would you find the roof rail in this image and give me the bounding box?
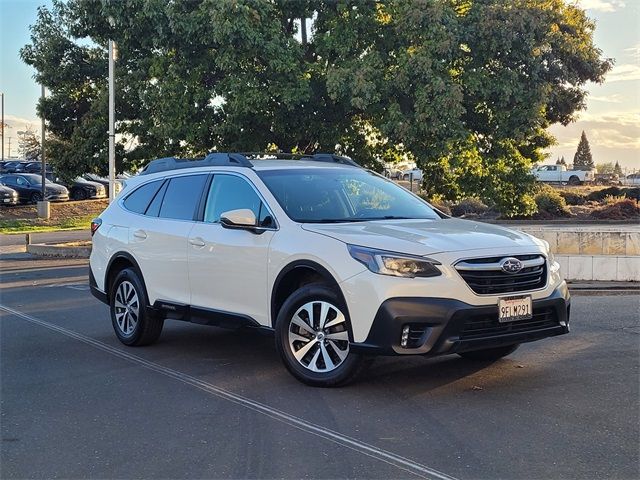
[139,151,359,175]
[140,152,253,175]
[241,152,360,167]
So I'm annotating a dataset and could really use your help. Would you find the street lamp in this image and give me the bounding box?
[108,16,117,203]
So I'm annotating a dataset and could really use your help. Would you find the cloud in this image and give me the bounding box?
[577,0,626,12]
[624,44,640,60]
[588,94,623,103]
[550,111,640,150]
[605,64,640,83]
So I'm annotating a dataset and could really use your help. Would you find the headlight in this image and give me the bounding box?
[347,245,441,278]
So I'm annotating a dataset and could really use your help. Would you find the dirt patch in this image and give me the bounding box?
[0,200,108,222]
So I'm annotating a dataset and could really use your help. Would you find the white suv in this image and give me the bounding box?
[89,153,570,386]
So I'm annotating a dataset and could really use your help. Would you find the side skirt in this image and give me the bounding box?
[152,300,272,333]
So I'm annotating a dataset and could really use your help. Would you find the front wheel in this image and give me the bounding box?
[275,285,368,387]
[110,268,164,346]
[458,344,520,361]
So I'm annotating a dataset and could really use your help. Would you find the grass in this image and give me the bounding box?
[0,214,94,234]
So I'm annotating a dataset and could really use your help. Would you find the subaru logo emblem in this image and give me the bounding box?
[501,257,523,274]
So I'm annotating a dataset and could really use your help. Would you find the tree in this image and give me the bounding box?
[18,127,41,161]
[614,161,623,176]
[596,162,614,174]
[21,0,612,216]
[573,131,594,169]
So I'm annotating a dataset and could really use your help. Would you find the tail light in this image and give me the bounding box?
[91,218,102,236]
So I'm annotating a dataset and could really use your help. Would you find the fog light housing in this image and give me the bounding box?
[400,325,410,348]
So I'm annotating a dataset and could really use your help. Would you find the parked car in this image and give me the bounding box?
[594,173,621,185]
[532,164,595,185]
[89,152,569,387]
[0,184,19,205]
[0,161,28,174]
[623,173,640,186]
[401,167,423,181]
[23,161,52,174]
[383,167,402,179]
[68,177,107,201]
[0,173,69,203]
[83,174,124,197]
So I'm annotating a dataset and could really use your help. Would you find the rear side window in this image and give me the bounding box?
[158,175,208,221]
[123,180,163,214]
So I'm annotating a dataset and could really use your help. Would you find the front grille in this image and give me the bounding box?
[455,254,547,295]
[460,307,557,340]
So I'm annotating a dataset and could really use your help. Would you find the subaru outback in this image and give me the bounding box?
[89,153,570,386]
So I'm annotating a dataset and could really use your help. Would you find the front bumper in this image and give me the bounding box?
[350,283,570,356]
[1,196,18,205]
[46,193,69,202]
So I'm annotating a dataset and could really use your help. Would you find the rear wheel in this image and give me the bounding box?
[568,175,581,185]
[110,268,163,346]
[458,344,520,361]
[275,284,368,387]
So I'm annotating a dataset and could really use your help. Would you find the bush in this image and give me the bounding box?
[587,186,623,202]
[534,190,571,218]
[559,191,587,205]
[624,187,640,201]
[451,198,489,217]
[591,199,640,220]
[430,200,452,216]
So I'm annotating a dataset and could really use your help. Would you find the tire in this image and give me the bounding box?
[458,344,520,361]
[110,268,164,346]
[275,284,369,387]
[568,176,581,186]
[30,192,42,204]
[72,188,87,201]
[403,174,409,181]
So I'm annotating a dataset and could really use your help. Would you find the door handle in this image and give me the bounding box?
[133,229,147,240]
[189,237,206,247]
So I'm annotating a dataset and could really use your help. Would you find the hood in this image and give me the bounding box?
[301,218,541,256]
[45,183,68,193]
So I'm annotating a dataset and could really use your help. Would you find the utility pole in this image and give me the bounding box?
[108,39,116,202]
[1,92,4,161]
[37,84,50,219]
[7,136,11,158]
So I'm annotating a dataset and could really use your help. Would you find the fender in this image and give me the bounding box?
[270,259,350,331]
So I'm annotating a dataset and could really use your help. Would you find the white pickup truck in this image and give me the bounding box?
[532,164,595,185]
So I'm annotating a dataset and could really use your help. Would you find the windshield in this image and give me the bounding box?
[258,168,439,223]
[25,174,52,185]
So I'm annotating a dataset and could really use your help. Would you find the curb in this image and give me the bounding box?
[26,243,91,259]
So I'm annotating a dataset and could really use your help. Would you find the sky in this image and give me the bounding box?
[0,0,638,172]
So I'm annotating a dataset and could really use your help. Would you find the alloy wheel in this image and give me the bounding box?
[288,301,349,373]
[114,280,140,336]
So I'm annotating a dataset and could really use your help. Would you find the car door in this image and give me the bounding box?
[187,173,276,326]
[125,174,208,306]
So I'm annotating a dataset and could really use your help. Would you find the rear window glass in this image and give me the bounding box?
[158,175,208,220]
[123,180,163,214]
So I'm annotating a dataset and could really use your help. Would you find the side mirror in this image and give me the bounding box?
[220,209,257,229]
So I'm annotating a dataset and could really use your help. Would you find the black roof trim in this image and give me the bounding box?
[139,152,359,175]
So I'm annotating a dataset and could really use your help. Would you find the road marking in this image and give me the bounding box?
[0,303,457,480]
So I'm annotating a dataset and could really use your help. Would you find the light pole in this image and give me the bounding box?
[37,84,49,219]
[1,92,4,161]
[108,25,117,202]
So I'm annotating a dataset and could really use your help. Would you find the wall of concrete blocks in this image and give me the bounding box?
[513,226,640,282]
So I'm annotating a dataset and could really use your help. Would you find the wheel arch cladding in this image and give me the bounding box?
[271,260,348,328]
[105,252,148,304]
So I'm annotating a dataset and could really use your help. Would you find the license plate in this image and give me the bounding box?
[3,199,10,203]
[498,295,532,323]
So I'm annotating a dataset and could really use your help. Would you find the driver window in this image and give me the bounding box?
[17,177,27,185]
[204,174,274,227]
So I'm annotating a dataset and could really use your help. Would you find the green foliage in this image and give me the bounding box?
[558,190,587,206]
[573,131,594,169]
[451,197,488,217]
[596,162,614,174]
[534,187,571,218]
[613,161,623,176]
[17,127,41,161]
[21,0,612,216]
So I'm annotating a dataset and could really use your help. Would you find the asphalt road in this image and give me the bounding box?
[1,256,638,480]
